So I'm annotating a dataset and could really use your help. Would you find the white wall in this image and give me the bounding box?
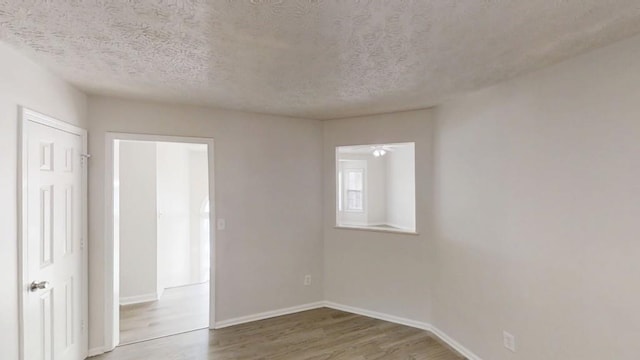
[431,33,640,360]
[0,42,87,360]
[323,111,434,324]
[87,96,324,351]
[386,144,416,231]
[156,142,193,289]
[118,141,159,301]
[188,149,210,283]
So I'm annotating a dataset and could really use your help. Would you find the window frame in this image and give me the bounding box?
[342,168,365,213]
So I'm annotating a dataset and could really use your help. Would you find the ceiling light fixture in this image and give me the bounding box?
[373,149,386,157]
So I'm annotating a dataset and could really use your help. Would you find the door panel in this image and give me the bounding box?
[40,185,54,267]
[24,119,84,360]
[40,290,53,360]
[64,186,73,256]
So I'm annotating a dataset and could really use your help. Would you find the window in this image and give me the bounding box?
[345,169,364,211]
[336,143,416,234]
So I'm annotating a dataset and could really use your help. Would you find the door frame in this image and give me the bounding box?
[18,107,89,360]
[103,132,216,352]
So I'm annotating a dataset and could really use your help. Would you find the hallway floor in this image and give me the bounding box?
[119,282,209,345]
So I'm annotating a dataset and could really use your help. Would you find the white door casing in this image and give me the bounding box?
[19,108,88,360]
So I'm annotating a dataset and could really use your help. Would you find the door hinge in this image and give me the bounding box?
[80,153,91,166]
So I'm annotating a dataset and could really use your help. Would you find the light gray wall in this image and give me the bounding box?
[87,96,324,350]
[386,144,415,231]
[365,154,387,225]
[323,111,434,324]
[0,43,87,360]
[431,32,640,360]
[118,141,158,300]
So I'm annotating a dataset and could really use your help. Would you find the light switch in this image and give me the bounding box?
[217,218,226,230]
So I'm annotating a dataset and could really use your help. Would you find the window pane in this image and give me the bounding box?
[347,190,363,210]
[347,171,363,190]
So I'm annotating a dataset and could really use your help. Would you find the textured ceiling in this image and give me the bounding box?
[1,1,640,119]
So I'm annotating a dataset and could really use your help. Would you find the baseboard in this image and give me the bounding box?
[323,301,431,331]
[119,292,159,306]
[323,301,483,360]
[214,301,325,329]
[87,346,104,357]
[429,326,483,360]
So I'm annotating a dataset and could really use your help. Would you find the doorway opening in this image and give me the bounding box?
[104,134,215,350]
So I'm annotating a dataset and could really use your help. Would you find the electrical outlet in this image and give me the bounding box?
[304,275,311,286]
[503,331,516,352]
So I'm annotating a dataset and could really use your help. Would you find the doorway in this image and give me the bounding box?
[104,134,215,351]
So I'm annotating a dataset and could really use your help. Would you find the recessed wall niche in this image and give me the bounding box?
[336,142,416,234]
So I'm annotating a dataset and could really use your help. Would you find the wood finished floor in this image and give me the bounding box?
[97,308,464,360]
[119,282,209,345]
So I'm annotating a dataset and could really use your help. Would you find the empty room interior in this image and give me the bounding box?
[1,2,639,360]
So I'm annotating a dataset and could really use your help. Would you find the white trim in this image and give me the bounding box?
[87,347,105,357]
[429,326,484,360]
[21,108,86,135]
[18,107,89,360]
[103,132,216,352]
[323,302,431,331]
[119,292,161,306]
[214,302,325,329]
[323,301,483,360]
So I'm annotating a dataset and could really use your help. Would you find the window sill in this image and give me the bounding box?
[334,225,418,236]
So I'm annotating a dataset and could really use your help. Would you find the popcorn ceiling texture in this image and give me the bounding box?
[1,0,640,119]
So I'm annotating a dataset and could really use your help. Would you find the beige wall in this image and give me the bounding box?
[431,33,640,359]
[0,43,87,360]
[323,110,434,323]
[87,96,325,350]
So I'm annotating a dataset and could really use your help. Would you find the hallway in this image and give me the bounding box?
[119,282,209,345]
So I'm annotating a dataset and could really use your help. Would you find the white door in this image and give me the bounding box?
[21,111,87,360]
